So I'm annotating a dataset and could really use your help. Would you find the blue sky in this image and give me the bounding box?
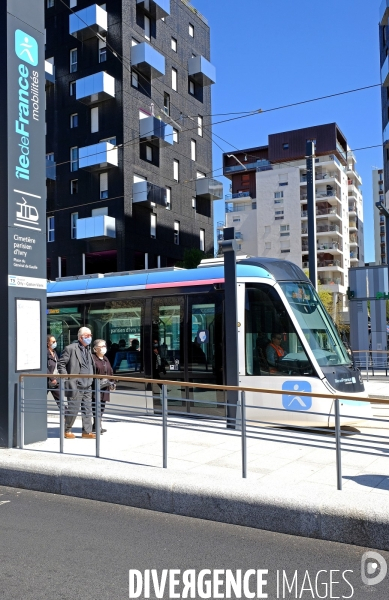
[190,0,383,262]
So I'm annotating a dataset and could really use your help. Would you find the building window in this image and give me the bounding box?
[173,128,179,143]
[196,170,205,179]
[144,15,151,40]
[198,115,203,137]
[274,191,284,199]
[70,113,78,128]
[189,23,194,37]
[91,107,99,133]
[70,179,78,194]
[132,71,139,88]
[70,48,77,73]
[69,81,76,96]
[47,216,55,242]
[99,38,107,63]
[283,143,289,150]
[172,67,178,91]
[279,174,288,186]
[100,172,108,199]
[70,0,77,7]
[281,249,290,253]
[192,197,196,210]
[70,146,78,172]
[191,139,196,161]
[275,210,284,220]
[100,136,116,145]
[171,37,177,52]
[252,202,257,210]
[280,224,290,237]
[47,0,54,7]
[46,152,54,162]
[150,213,156,238]
[146,145,153,162]
[200,229,205,251]
[71,212,78,239]
[173,159,179,182]
[174,221,180,245]
[166,187,171,210]
[164,92,170,115]
[189,80,195,95]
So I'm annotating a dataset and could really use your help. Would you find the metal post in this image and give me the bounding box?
[365,351,369,382]
[162,384,168,468]
[306,140,317,290]
[20,377,25,449]
[59,378,64,453]
[95,378,101,458]
[241,391,247,479]
[220,227,239,428]
[334,398,342,491]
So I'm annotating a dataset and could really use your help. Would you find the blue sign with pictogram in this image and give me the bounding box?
[282,381,312,411]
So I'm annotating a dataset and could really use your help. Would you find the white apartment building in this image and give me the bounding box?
[372,168,386,264]
[221,124,364,306]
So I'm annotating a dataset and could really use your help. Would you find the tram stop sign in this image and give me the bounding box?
[0,0,46,447]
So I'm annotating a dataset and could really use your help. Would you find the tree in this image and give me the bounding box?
[176,248,213,269]
[318,290,333,315]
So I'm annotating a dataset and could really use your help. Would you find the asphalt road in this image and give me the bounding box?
[0,485,388,600]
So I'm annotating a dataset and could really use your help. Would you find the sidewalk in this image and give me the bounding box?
[1,408,389,551]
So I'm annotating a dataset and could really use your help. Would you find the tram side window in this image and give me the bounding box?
[47,306,83,355]
[245,285,314,377]
[86,300,145,375]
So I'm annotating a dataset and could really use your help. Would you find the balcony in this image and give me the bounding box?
[188,56,216,86]
[132,181,167,207]
[224,159,271,175]
[301,207,340,218]
[349,221,357,230]
[225,201,253,213]
[350,250,359,260]
[317,224,340,234]
[46,158,56,180]
[318,278,342,286]
[196,178,223,201]
[136,0,170,19]
[225,191,253,201]
[79,142,118,170]
[381,0,389,25]
[139,116,173,147]
[76,72,115,105]
[69,4,107,41]
[315,242,342,253]
[45,60,55,85]
[300,190,341,204]
[318,259,341,269]
[131,42,165,79]
[349,202,357,214]
[300,172,339,184]
[76,215,116,239]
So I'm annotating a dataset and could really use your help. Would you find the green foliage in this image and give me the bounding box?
[176,248,213,270]
[318,290,333,315]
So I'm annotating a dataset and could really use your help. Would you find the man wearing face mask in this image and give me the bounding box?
[57,326,96,439]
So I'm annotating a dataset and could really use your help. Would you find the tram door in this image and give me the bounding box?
[152,294,225,416]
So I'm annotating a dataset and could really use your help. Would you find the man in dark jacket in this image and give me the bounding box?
[57,326,96,439]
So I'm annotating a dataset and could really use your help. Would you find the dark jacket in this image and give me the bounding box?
[92,354,114,403]
[47,348,59,388]
[57,342,94,397]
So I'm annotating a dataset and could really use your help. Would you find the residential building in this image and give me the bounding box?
[380,1,389,203]
[45,0,221,278]
[372,168,386,264]
[220,123,364,306]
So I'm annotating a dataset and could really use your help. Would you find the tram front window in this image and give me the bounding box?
[245,284,314,377]
[279,282,351,367]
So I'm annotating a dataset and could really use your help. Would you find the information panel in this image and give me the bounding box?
[16,298,41,371]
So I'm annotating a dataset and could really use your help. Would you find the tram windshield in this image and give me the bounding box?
[279,281,351,367]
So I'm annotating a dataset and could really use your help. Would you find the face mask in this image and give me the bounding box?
[82,336,92,345]
[153,343,158,348]
[99,348,107,355]
[50,342,57,350]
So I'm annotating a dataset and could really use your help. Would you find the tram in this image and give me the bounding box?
[47,256,370,427]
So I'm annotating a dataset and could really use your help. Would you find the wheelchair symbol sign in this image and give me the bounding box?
[282,381,312,411]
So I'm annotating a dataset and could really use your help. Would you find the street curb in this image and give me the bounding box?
[0,449,388,550]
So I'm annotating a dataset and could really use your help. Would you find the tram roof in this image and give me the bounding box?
[47,258,308,297]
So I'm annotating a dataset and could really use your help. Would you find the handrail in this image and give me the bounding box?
[19,372,389,405]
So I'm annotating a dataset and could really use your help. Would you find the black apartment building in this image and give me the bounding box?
[45,0,221,278]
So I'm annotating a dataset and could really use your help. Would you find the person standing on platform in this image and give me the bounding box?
[47,335,60,407]
[91,339,114,434]
[57,327,96,439]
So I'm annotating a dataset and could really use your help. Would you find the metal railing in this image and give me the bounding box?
[17,373,389,491]
[353,350,389,380]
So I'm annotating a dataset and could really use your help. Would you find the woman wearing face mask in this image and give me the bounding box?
[47,335,60,408]
[91,338,114,434]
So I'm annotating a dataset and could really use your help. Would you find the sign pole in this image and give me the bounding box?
[0,0,47,446]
